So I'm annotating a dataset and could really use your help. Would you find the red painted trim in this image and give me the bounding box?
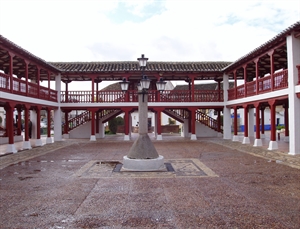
[243,105,248,137]
[255,105,260,139]
[233,106,238,136]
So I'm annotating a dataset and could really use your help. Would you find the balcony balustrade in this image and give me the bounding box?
[228,69,288,100]
[0,72,57,102]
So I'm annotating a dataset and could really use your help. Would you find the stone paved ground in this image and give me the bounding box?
[0,135,300,228]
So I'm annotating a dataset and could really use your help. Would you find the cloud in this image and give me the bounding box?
[0,0,299,65]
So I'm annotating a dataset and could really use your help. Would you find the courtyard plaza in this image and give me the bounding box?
[0,133,299,228]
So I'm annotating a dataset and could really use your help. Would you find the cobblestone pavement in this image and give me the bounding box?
[1,134,300,228]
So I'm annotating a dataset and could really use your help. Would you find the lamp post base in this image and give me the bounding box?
[122,155,165,171]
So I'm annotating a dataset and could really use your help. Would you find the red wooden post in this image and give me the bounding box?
[36,106,41,140]
[243,64,247,97]
[123,108,130,136]
[5,102,15,144]
[24,105,30,141]
[268,100,276,141]
[233,106,238,136]
[47,108,51,138]
[191,76,195,102]
[36,66,41,99]
[47,71,51,100]
[24,60,29,96]
[269,50,275,91]
[89,108,97,136]
[243,104,248,137]
[254,58,259,95]
[64,111,69,134]
[217,109,221,132]
[233,70,237,99]
[17,107,22,135]
[156,108,163,136]
[261,107,265,136]
[189,108,196,135]
[96,111,99,134]
[8,52,15,93]
[254,103,260,139]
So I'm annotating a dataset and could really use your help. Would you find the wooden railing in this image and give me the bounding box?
[0,72,57,102]
[63,109,121,132]
[61,89,224,103]
[196,110,223,133]
[228,69,288,100]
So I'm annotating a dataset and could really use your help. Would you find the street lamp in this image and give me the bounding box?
[119,78,130,92]
[121,54,166,171]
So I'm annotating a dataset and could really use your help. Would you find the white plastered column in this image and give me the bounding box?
[287,33,300,155]
[181,119,189,138]
[222,74,232,139]
[54,74,62,142]
[97,119,105,139]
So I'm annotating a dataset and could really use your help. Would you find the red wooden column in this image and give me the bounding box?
[269,50,275,91]
[243,64,247,97]
[267,100,278,150]
[242,104,250,144]
[91,76,95,103]
[17,107,22,135]
[254,58,259,95]
[46,108,53,144]
[64,110,69,134]
[260,107,265,138]
[35,106,43,146]
[24,60,29,96]
[96,111,100,134]
[253,103,262,146]
[47,71,51,100]
[5,102,17,153]
[36,67,41,98]
[123,108,131,140]
[283,102,289,141]
[191,76,195,102]
[89,108,97,141]
[189,107,197,140]
[233,70,237,99]
[22,104,32,149]
[232,106,239,141]
[217,109,221,133]
[8,52,15,93]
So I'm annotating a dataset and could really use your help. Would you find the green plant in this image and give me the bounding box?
[276,125,285,130]
[0,116,2,125]
[108,116,124,134]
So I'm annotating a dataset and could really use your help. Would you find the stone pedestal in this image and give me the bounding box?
[232,135,239,142]
[242,137,250,144]
[268,141,278,150]
[23,141,32,149]
[123,155,165,171]
[253,139,262,147]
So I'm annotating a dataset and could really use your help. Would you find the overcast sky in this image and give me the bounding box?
[0,0,299,89]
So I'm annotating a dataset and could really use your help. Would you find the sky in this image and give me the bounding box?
[0,0,299,89]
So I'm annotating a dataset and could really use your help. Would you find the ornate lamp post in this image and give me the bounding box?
[121,54,166,171]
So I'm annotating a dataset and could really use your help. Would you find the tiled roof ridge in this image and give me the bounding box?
[0,34,61,72]
[223,20,300,71]
[49,60,232,64]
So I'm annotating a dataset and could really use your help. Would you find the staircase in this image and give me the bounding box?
[195,110,223,133]
[62,109,122,132]
[164,109,222,133]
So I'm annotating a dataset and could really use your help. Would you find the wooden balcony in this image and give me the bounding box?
[0,72,57,102]
[61,89,224,103]
[228,69,288,100]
